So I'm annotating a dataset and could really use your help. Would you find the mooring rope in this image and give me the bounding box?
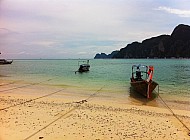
[23,108,75,140]
[85,85,106,101]
[54,84,106,116]
[158,94,190,135]
[150,84,190,136]
[24,84,107,139]
[0,79,52,92]
[0,81,19,86]
[0,88,65,111]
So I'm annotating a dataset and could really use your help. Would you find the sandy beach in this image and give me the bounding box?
[0,80,190,140]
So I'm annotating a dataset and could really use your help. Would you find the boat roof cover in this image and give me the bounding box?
[132,64,148,68]
[80,64,90,66]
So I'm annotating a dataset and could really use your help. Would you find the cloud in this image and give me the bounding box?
[23,41,56,48]
[156,6,190,17]
[77,52,87,55]
[0,28,19,36]
[1,0,190,59]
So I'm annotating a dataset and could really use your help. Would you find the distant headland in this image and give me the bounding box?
[94,24,190,59]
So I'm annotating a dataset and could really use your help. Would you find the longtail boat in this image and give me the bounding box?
[75,60,90,73]
[130,64,158,98]
[0,59,13,65]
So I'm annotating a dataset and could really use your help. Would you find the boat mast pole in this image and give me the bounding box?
[132,66,134,78]
[147,83,150,98]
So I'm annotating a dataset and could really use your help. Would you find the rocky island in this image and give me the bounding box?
[94,24,190,59]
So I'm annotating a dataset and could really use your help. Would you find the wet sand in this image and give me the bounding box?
[0,80,190,140]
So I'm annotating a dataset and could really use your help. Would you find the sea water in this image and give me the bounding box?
[1,59,190,109]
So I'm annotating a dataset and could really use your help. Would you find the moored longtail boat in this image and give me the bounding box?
[0,59,13,65]
[0,52,13,65]
[75,60,90,73]
[130,64,158,98]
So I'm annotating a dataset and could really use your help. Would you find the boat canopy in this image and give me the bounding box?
[78,60,89,66]
[131,64,155,82]
[132,64,148,73]
[132,64,148,69]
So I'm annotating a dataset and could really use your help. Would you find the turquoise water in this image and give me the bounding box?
[1,59,190,99]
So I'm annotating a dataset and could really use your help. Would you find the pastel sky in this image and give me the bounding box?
[1,0,190,59]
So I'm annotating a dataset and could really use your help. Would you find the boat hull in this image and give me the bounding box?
[130,80,158,98]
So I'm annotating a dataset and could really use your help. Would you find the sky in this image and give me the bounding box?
[1,0,190,59]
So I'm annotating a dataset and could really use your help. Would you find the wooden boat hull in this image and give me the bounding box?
[130,80,158,98]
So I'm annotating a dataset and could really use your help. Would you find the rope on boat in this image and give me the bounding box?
[158,93,190,135]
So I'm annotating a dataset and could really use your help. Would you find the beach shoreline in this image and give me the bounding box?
[0,79,190,140]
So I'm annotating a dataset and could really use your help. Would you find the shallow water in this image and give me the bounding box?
[1,59,190,109]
